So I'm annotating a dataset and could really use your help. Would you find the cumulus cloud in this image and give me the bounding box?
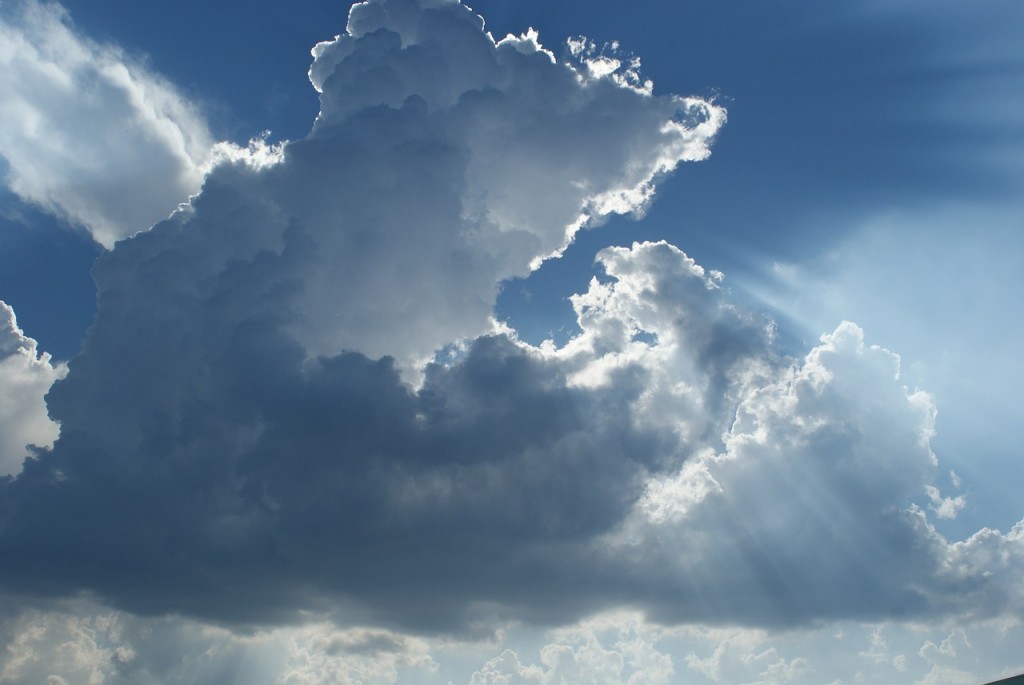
[0,0,724,630]
[261,0,723,368]
[0,0,216,247]
[0,301,64,476]
[0,0,1020,657]
[469,616,674,685]
[2,234,1021,633]
[616,314,1023,627]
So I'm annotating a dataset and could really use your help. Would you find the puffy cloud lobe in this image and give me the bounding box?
[3,230,1023,634]
[552,241,775,449]
[285,0,723,366]
[500,242,1022,628]
[26,0,726,380]
[0,301,65,476]
[469,620,674,685]
[623,318,1023,626]
[0,0,217,248]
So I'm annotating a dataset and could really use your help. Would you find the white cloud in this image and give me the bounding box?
[616,307,1023,626]
[685,641,727,682]
[283,0,725,368]
[468,615,674,685]
[276,625,437,685]
[466,614,1024,685]
[757,204,1024,536]
[0,0,216,247]
[543,241,1022,630]
[0,300,64,476]
[742,650,812,685]
[925,484,966,520]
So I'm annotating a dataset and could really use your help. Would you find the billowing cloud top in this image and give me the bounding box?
[290,0,722,366]
[0,0,1020,641]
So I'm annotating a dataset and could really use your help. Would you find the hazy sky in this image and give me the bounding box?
[1,0,1022,683]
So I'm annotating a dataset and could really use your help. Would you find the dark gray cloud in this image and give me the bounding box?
[0,330,662,630]
[4,232,1020,634]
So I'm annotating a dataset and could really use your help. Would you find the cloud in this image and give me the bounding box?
[468,616,674,685]
[2,0,724,379]
[0,601,437,685]
[0,0,216,247]
[274,0,724,368]
[757,204,1024,534]
[0,0,1020,653]
[621,317,1023,627]
[0,301,65,476]
[3,232,1022,634]
[0,0,724,631]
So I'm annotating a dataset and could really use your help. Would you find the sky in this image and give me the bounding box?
[0,0,1022,683]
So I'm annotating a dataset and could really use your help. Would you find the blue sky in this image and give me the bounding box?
[1,0,1022,683]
